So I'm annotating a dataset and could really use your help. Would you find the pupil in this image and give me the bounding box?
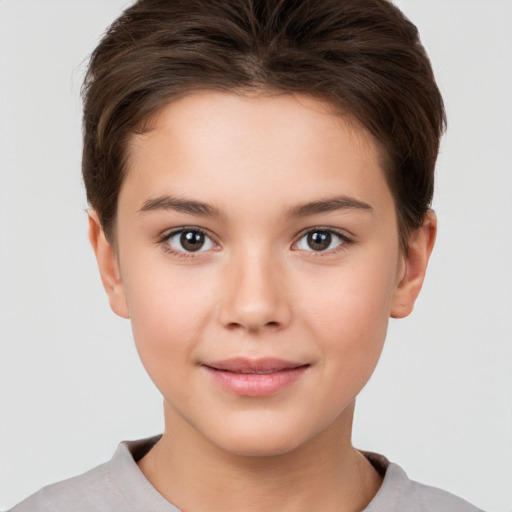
[181,231,204,252]
[308,231,331,251]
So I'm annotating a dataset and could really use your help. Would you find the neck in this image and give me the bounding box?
[138,401,382,512]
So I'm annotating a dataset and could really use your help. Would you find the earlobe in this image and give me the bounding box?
[390,210,437,319]
[88,210,130,319]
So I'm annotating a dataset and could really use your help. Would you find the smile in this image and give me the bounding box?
[203,358,310,397]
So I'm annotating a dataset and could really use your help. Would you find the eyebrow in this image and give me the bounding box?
[287,196,373,217]
[138,194,373,218]
[138,195,222,217]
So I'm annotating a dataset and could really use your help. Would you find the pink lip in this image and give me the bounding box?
[203,358,309,397]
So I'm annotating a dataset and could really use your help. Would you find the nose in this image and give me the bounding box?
[218,249,292,333]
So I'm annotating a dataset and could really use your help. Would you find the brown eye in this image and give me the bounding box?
[180,231,205,251]
[165,228,215,253]
[295,229,346,252]
[307,231,332,251]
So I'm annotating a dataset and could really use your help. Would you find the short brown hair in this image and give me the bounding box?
[82,0,446,250]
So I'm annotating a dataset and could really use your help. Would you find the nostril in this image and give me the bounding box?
[224,320,282,332]
[225,322,243,330]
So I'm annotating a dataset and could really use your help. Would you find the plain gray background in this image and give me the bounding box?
[0,1,511,510]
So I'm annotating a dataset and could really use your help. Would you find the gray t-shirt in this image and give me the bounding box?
[9,436,484,512]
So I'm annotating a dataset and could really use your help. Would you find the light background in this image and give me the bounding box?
[0,1,511,510]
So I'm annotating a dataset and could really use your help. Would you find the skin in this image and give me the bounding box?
[89,91,436,512]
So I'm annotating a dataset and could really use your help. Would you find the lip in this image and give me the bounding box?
[203,358,309,397]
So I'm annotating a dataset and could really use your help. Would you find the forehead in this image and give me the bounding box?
[122,91,392,215]
[133,90,375,158]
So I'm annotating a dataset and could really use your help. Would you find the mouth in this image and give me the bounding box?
[202,358,310,397]
[204,357,309,373]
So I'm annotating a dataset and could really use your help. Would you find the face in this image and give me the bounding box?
[91,91,434,457]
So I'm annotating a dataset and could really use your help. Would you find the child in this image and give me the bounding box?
[9,0,485,510]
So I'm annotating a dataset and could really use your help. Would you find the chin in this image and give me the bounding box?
[216,435,303,458]
[204,418,321,459]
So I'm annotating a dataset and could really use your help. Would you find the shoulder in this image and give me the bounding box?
[406,476,484,512]
[8,436,169,512]
[7,461,116,512]
[363,453,485,512]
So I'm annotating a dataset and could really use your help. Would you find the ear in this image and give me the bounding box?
[390,210,437,319]
[88,210,130,319]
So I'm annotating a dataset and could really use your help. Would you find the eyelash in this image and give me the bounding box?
[159,227,218,260]
[158,226,353,259]
[292,227,353,256]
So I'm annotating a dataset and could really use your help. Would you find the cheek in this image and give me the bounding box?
[297,251,399,375]
[300,250,397,327]
[312,288,389,371]
[122,262,218,380]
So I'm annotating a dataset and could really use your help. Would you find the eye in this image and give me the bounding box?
[295,229,347,252]
[164,228,216,253]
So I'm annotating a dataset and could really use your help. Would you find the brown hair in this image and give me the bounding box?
[82,0,446,250]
